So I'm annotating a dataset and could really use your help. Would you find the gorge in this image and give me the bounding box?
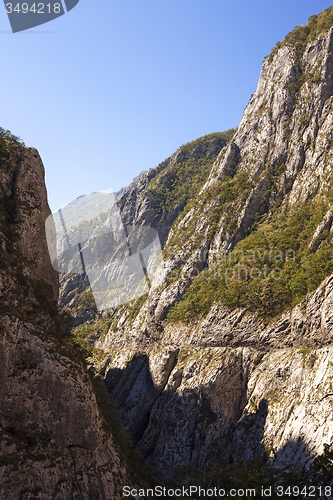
[2,6,333,498]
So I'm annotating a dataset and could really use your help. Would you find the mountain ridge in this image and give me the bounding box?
[64,6,333,483]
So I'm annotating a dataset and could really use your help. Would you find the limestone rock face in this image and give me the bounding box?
[141,25,333,329]
[0,319,126,499]
[59,272,98,326]
[116,133,229,247]
[58,14,333,483]
[137,345,333,476]
[101,339,333,479]
[0,144,130,498]
[83,21,333,480]
[4,147,59,299]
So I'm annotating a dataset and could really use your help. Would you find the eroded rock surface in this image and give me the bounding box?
[0,143,130,498]
[60,12,333,482]
[0,319,127,499]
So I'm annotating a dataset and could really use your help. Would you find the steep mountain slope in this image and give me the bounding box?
[67,6,333,485]
[58,130,235,326]
[0,129,138,499]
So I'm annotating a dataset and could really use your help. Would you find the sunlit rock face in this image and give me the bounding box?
[59,14,333,482]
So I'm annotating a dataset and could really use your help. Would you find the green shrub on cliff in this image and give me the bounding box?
[268,6,333,64]
[148,130,236,218]
[0,127,25,157]
[167,196,333,323]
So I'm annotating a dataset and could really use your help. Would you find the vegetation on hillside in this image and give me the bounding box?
[163,6,333,324]
[0,127,25,158]
[167,192,333,323]
[268,6,333,64]
[147,130,236,218]
[165,168,253,257]
[65,130,237,341]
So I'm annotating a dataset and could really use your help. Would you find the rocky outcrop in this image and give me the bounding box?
[59,272,98,326]
[96,273,333,352]
[141,24,333,329]
[92,274,333,480]
[0,146,58,299]
[137,345,333,475]
[98,340,333,479]
[116,132,233,246]
[0,318,127,499]
[0,139,132,498]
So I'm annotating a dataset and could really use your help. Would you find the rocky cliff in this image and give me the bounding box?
[64,7,333,486]
[0,131,136,499]
[99,276,333,479]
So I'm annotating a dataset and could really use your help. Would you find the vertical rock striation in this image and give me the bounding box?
[85,11,333,480]
[59,8,333,483]
[0,138,131,498]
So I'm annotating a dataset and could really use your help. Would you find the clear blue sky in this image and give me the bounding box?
[1,0,332,212]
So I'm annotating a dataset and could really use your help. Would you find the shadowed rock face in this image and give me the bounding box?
[0,147,59,299]
[101,342,333,479]
[0,145,129,499]
[0,319,126,499]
